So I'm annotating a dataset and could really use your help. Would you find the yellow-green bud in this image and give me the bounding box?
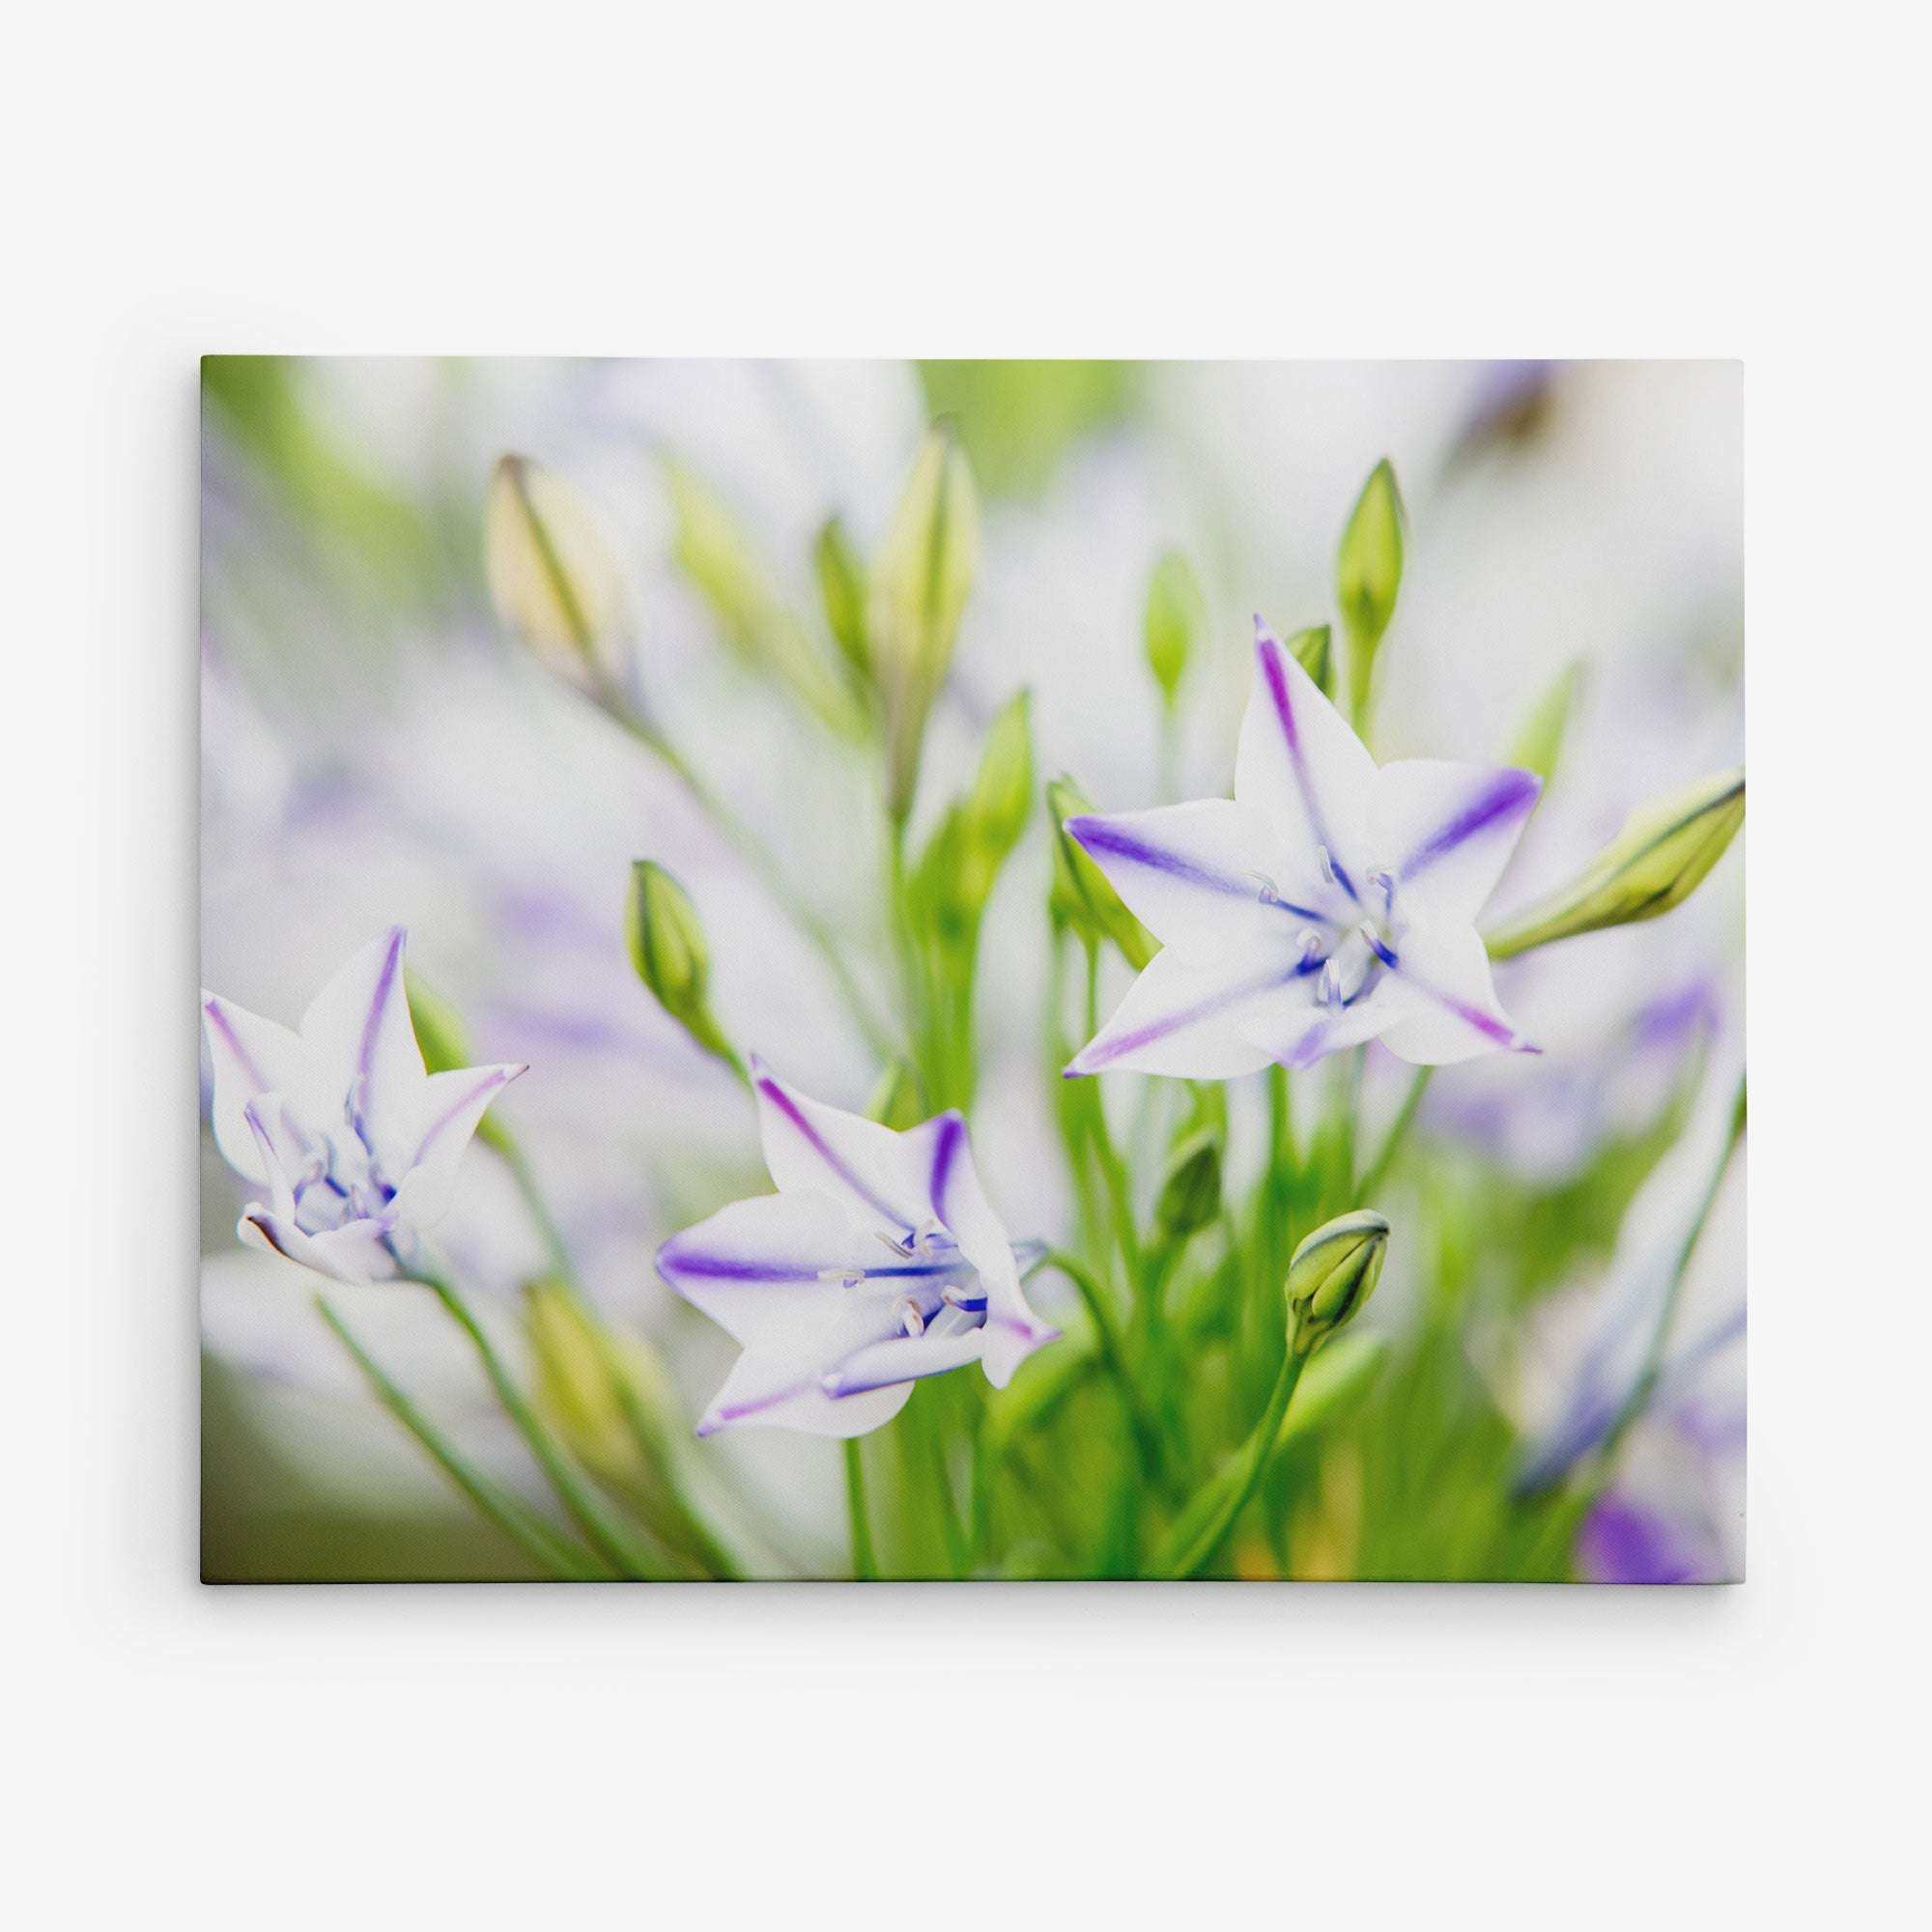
[405,969,472,1075]
[1485,767,1745,960]
[867,1058,927,1131]
[1153,1131,1222,1243]
[664,460,857,735]
[626,860,737,1069]
[868,425,980,819]
[1046,774,1155,969]
[1143,550,1205,706]
[1335,458,1405,720]
[813,516,870,687]
[1509,660,1585,786]
[1286,1210,1390,1355]
[485,454,628,693]
[1286,623,1334,698]
[965,691,1035,867]
[525,1278,680,1486]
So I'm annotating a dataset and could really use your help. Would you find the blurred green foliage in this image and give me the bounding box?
[917,360,1138,497]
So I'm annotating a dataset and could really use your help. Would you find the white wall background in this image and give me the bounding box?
[10,5,1925,1924]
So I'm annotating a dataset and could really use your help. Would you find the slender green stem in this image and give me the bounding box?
[1599,1080,1747,1464]
[606,701,895,1059]
[1155,1345,1309,1579]
[316,1295,608,1581]
[415,1265,663,1579]
[1081,945,1144,1281]
[1039,1249,1164,1483]
[843,1437,877,1580]
[1357,1066,1435,1202]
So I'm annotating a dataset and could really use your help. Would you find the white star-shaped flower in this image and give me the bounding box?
[1065,619,1541,1078]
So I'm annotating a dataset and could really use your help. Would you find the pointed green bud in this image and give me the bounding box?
[1286,1210,1390,1355]
[1046,774,1155,969]
[485,454,629,694]
[1143,550,1205,706]
[1285,622,1334,698]
[867,1058,927,1131]
[1485,768,1745,960]
[625,860,738,1070]
[1509,660,1585,785]
[1335,458,1405,720]
[664,460,857,734]
[525,1278,680,1487]
[405,969,472,1075]
[1153,1131,1222,1244]
[869,425,980,819]
[965,690,1035,868]
[813,515,870,687]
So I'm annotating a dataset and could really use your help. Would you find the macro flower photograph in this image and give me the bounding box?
[199,356,1744,1583]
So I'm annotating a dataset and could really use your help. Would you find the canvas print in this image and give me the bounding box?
[200,358,1744,1582]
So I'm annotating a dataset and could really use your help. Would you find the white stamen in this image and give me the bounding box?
[819,1267,866,1289]
[1297,927,1324,960]
[1320,958,1344,1008]
[1246,871,1280,905]
[1317,845,1337,886]
[898,1298,926,1339]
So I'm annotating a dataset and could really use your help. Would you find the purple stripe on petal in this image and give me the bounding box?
[929,1112,964,1225]
[698,1377,814,1434]
[204,999,268,1092]
[1399,770,1539,882]
[357,927,406,1082]
[659,1243,824,1285]
[408,1065,518,1168]
[756,1074,916,1234]
[1073,960,1298,1072]
[1256,624,1358,901]
[1067,817,1325,923]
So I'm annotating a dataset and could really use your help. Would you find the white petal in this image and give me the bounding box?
[387,1064,526,1226]
[822,1325,989,1398]
[750,1058,932,1243]
[1238,993,1399,1071]
[238,1206,398,1286]
[298,927,427,1169]
[202,994,308,1185]
[1235,621,1377,897]
[914,1112,1058,1386]
[658,1192,898,1350]
[696,1352,913,1439]
[1371,759,1540,924]
[1378,920,1538,1065]
[1067,947,1304,1080]
[1064,800,1322,958]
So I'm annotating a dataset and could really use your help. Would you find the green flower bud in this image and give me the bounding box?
[485,454,629,693]
[1143,550,1205,707]
[868,425,980,819]
[404,969,472,1075]
[1485,767,1745,960]
[867,1058,927,1131]
[625,860,738,1070]
[1047,774,1155,969]
[664,460,857,734]
[525,1278,680,1488]
[1286,1210,1390,1355]
[1286,622,1334,698]
[1509,660,1585,785]
[1153,1131,1222,1243]
[1335,458,1405,720]
[813,515,870,687]
[965,690,1035,869]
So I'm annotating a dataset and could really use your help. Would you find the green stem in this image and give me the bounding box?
[608,702,895,1059]
[843,1437,877,1580]
[415,1265,663,1579]
[1039,1249,1164,1483]
[316,1295,608,1581]
[1599,1080,1747,1464]
[1356,1066,1435,1202]
[1082,945,1144,1281]
[1155,1345,1309,1578]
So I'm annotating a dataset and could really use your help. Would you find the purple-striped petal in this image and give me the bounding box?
[201,994,308,1186]
[1065,800,1330,958]
[1371,758,1540,923]
[751,1056,931,1244]
[1378,920,1538,1065]
[1235,619,1377,902]
[388,1063,526,1225]
[1067,948,1300,1079]
[298,926,428,1169]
